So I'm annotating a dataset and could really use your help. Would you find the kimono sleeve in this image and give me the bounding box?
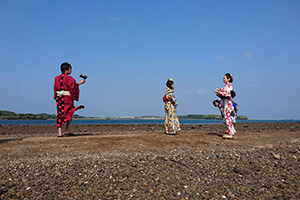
[166,90,178,105]
[217,85,231,99]
[67,76,80,101]
[53,76,59,100]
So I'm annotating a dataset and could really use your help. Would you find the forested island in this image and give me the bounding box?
[0,110,248,120]
[178,114,248,120]
[0,110,86,120]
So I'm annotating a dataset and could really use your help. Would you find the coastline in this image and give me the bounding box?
[0,118,299,126]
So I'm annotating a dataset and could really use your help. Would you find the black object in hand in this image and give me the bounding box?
[80,74,88,79]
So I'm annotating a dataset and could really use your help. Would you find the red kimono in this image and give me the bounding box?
[54,73,84,128]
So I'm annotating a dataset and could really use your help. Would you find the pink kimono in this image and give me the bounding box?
[217,83,236,136]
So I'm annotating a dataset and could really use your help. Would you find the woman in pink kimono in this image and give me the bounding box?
[214,73,236,139]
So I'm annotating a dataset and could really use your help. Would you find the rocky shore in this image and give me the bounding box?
[0,122,299,138]
[0,122,299,199]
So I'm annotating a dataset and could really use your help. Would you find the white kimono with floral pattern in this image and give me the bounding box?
[164,87,181,134]
[217,83,236,136]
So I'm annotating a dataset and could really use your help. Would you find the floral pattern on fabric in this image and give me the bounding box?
[217,83,236,136]
[164,87,181,134]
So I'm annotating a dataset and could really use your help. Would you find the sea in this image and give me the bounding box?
[0,119,299,126]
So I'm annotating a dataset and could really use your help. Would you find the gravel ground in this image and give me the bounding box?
[0,122,300,199]
[0,122,299,138]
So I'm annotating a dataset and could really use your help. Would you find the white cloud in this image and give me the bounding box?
[102,14,119,21]
[214,55,225,60]
[244,52,253,59]
[196,89,207,95]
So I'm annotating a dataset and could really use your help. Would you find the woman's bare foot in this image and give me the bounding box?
[222,135,233,140]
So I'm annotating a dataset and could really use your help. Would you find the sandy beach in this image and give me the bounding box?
[1,122,300,199]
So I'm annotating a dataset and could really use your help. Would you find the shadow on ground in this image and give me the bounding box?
[0,138,23,144]
[64,133,96,137]
[207,132,223,138]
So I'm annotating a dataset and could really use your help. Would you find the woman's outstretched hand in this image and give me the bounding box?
[78,79,86,85]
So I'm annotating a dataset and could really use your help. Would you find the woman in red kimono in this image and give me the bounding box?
[54,62,85,137]
[214,73,236,139]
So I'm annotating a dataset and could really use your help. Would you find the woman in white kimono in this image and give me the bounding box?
[214,73,236,139]
[164,79,181,135]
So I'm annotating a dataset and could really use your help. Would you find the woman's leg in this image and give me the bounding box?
[58,127,63,137]
[175,116,181,132]
[165,104,176,134]
[169,107,176,134]
[165,105,170,133]
[173,107,180,133]
[225,117,235,135]
[222,101,236,139]
[64,120,72,133]
[224,104,236,136]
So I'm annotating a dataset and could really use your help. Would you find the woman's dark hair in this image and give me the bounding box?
[225,73,233,83]
[61,62,72,74]
[166,79,174,89]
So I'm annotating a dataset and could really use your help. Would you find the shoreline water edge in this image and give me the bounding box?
[0,119,299,126]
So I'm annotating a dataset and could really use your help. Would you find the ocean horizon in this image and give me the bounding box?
[0,119,299,126]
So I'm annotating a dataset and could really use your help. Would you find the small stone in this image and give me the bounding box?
[289,149,298,154]
[278,183,286,189]
[227,192,234,197]
[139,167,145,171]
[233,167,247,175]
[105,192,113,198]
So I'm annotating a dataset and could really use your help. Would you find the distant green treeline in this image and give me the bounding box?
[178,114,248,120]
[0,110,248,120]
[0,110,85,120]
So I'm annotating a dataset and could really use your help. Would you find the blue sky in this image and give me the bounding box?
[0,0,299,119]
